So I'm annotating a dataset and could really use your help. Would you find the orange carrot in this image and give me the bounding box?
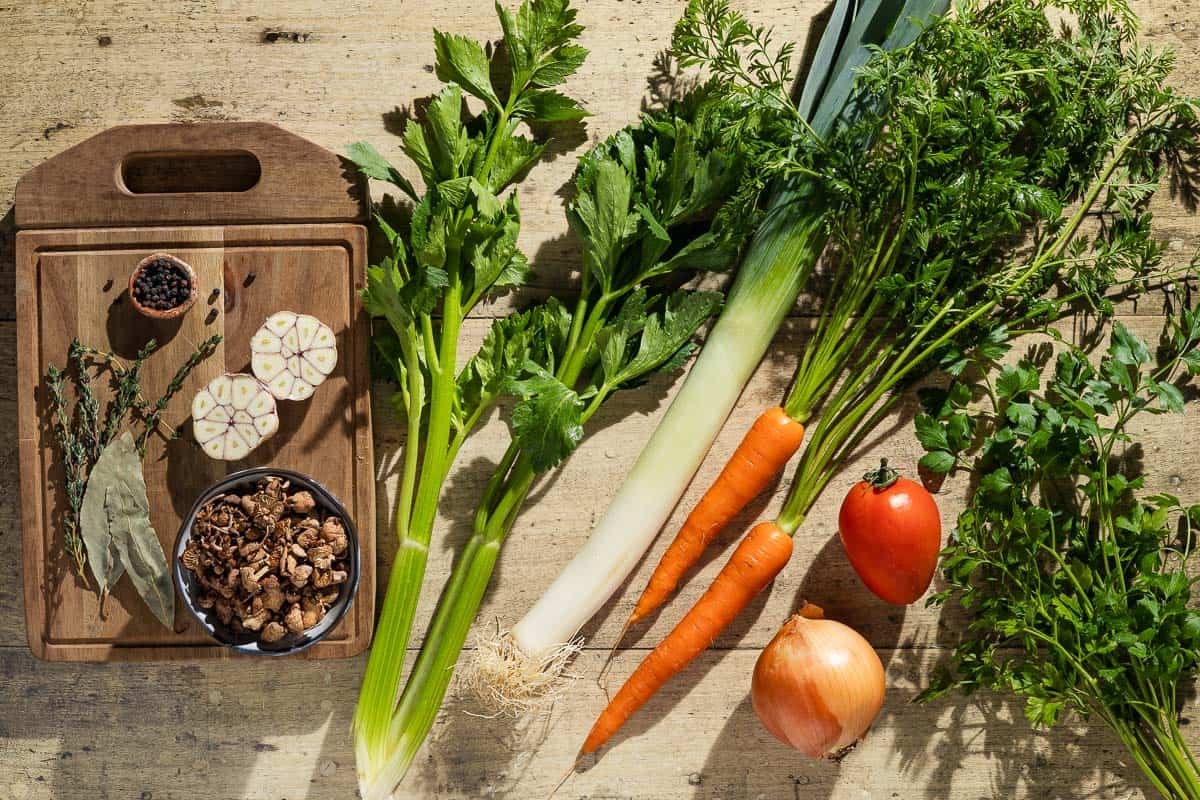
[627,407,804,628]
[582,521,794,755]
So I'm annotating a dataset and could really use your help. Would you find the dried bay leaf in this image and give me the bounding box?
[79,447,128,596]
[81,432,175,628]
[106,480,175,629]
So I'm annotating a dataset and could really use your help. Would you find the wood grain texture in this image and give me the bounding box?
[0,647,1191,800]
[16,224,375,660]
[2,311,1195,796]
[0,0,1198,797]
[0,0,1195,322]
[364,315,1200,655]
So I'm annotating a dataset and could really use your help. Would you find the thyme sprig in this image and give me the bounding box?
[45,334,222,577]
[45,363,88,574]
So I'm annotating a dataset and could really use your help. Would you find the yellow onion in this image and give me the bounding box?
[751,604,885,758]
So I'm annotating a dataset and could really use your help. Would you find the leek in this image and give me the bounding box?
[473,0,951,703]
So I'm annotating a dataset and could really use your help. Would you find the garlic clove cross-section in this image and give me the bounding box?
[250,311,338,401]
[192,373,280,461]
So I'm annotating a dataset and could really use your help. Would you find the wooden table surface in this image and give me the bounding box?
[2,2,1198,798]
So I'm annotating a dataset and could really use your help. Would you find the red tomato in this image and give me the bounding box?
[838,460,941,605]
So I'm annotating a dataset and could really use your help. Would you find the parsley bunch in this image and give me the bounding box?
[919,305,1200,798]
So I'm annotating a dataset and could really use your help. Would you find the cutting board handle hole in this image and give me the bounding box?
[119,150,261,194]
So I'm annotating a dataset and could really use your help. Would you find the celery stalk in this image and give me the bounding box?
[349,0,591,787]
[369,88,757,793]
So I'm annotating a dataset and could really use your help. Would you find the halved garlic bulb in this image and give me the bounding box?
[250,311,338,401]
[191,373,280,461]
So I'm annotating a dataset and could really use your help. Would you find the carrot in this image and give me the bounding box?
[625,407,804,630]
[581,521,794,755]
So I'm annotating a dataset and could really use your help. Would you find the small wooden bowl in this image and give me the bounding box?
[128,252,198,320]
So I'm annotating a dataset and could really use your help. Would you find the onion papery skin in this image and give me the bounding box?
[751,609,886,758]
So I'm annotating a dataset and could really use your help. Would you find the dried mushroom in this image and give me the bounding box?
[180,475,351,645]
[284,603,305,634]
[320,517,349,556]
[260,622,286,643]
[288,491,317,515]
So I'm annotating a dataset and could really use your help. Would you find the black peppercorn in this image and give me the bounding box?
[133,257,193,311]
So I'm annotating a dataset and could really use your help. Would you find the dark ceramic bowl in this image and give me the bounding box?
[173,467,360,656]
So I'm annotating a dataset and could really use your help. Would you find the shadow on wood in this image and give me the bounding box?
[695,674,1160,800]
[1,207,15,322]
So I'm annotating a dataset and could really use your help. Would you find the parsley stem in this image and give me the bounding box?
[1132,717,1200,800]
[1116,719,1177,800]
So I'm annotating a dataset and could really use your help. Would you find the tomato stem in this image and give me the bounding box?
[862,458,900,490]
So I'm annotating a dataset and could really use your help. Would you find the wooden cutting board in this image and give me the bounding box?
[14,122,375,661]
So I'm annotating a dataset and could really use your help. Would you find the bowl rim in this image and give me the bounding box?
[129,251,199,320]
[173,466,361,656]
